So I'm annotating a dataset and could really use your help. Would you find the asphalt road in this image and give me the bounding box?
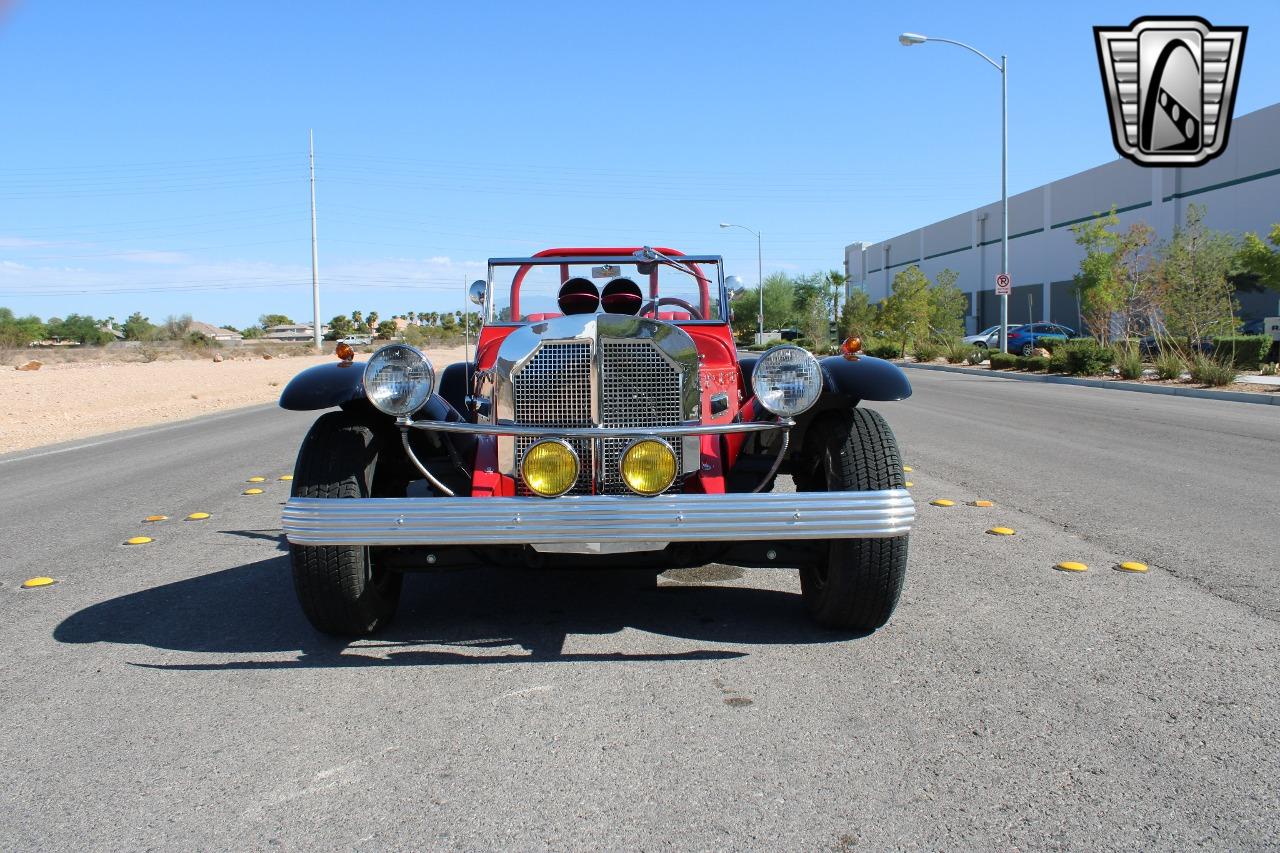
[1,372,1276,850]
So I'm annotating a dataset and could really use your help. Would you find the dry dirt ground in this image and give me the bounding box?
[0,345,465,454]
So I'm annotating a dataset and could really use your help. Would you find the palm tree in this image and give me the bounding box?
[351,310,363,328]
[366,311,379,332]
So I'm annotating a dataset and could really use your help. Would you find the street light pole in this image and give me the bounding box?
[720,222,763,342]
[899,33,1010,353]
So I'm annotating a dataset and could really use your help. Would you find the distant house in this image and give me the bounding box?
[188,321,243,342]
[98,321,125,341]
[264,324,323,342]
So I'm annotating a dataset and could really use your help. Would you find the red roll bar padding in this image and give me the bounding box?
[509,247,708,319]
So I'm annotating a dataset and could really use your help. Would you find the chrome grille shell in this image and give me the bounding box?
[492,314,700,495]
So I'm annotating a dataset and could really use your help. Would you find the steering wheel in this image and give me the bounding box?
[639,296,703,320]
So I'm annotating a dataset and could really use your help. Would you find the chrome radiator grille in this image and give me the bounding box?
[599,339,683,493]
[513,342,593,495]
[510,338,685,496]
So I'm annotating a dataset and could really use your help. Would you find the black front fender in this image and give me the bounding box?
[818,354,912,402]
[737,353,911,472]
[279,360,367,410]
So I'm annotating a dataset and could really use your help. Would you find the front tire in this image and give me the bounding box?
[798,409,908,631]
[289,411,402,636]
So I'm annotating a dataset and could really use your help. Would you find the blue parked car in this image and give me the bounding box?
[1005,323,1076,356]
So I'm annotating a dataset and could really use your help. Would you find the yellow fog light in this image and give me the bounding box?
[620,438,678,496]
[521,439,579,498]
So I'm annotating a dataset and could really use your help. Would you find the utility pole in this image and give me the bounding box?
[309,129,321,350]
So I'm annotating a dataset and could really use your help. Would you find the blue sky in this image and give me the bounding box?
[1,1,1276,329]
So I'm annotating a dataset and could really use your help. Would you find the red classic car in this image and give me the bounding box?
[280,247,914,636]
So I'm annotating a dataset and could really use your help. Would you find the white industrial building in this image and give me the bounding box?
[845,103,1280,334]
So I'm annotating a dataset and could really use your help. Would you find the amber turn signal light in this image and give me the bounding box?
[840,336,862,360]
[335,342,355,362]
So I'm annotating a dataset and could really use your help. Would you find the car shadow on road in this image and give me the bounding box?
[54,556,864,670]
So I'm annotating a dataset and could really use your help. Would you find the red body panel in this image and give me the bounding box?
[470,248,741,497]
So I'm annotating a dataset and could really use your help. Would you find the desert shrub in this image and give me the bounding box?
[1037,337,1075,353]
[989,352,1019,370]
[966,348,986,366]
[1188,353,1236,386]
[911,340,942,362]
[183,331,219,349]
[1211,335,1271,371]
[1018,355,1049,372]
[137,345,161,363]
[1046,348,1069,373]
[1061,339,1113,376]
[863,337,899,359]
[1261,362,1278,376]
[1114,346,1145,380]
[1154,351,1186,380]
[941,337,972,364]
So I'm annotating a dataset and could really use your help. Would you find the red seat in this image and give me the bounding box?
[524,312,564,322]
[658,311,692,321]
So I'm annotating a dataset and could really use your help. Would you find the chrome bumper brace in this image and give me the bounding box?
[281,489,915,547]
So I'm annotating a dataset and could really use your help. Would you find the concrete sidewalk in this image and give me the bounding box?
[901,361,1280,406]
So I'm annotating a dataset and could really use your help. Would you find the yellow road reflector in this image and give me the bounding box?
[142,515,168,522]
[905,481,914,487]
[124,536,153,546]
[185,512,211,520]
[22,576,56,588]
[929,499,955,507]
[242,488,264,495]
[1116,561,1149,573]
[987,527,1016,536]
[969,500,994,507]
[247,476,266,483]
[903,466,913,472]
[278,474,293,481]
[1055,561,1088,573]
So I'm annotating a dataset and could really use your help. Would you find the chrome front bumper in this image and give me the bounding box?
[281,489,915,547]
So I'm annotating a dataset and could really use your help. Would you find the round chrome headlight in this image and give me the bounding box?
[363,344,434,416]
[752,345,822,417]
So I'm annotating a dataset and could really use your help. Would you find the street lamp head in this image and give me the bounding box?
[719,222,731,228]
[899,32,928,46]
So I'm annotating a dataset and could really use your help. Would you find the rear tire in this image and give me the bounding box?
[798,409,908,631]
[1021,342,1035,357]
[289,411,402,636]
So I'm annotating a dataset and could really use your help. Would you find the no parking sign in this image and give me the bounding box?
[995,273,1012,295]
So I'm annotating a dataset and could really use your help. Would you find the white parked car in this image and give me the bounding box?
[963,325,1017,349]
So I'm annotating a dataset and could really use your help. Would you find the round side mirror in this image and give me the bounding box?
[725,275,745,296]
[468,280,487,306]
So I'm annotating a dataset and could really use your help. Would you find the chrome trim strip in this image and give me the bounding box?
[282,489,915,546]
[401,418,792,438]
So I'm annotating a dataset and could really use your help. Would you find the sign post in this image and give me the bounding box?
[994,273,1011,351]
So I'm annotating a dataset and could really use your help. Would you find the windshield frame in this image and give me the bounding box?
[483,254,728,326]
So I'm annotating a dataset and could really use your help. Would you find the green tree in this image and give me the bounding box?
[760,272,796,331]
[47,314,114,345]
[1158,204,1238,349]
[440,312,457,331]
[927,268,967,339]
[259,313,293,330]
[241,326,264,339]
[1237,223,1280,292]
[121,311,156,341]
[878,266,932,357]
[838,289,878,340]
[350,310,363,329]
[1071,209,1124,343]
[326,314,354,340]
[376,319,398,340]
[366,311,380,332]
[0,307,46,347]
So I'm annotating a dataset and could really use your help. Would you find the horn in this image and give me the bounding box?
[600,277,643,315]
[557,277,600,316]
